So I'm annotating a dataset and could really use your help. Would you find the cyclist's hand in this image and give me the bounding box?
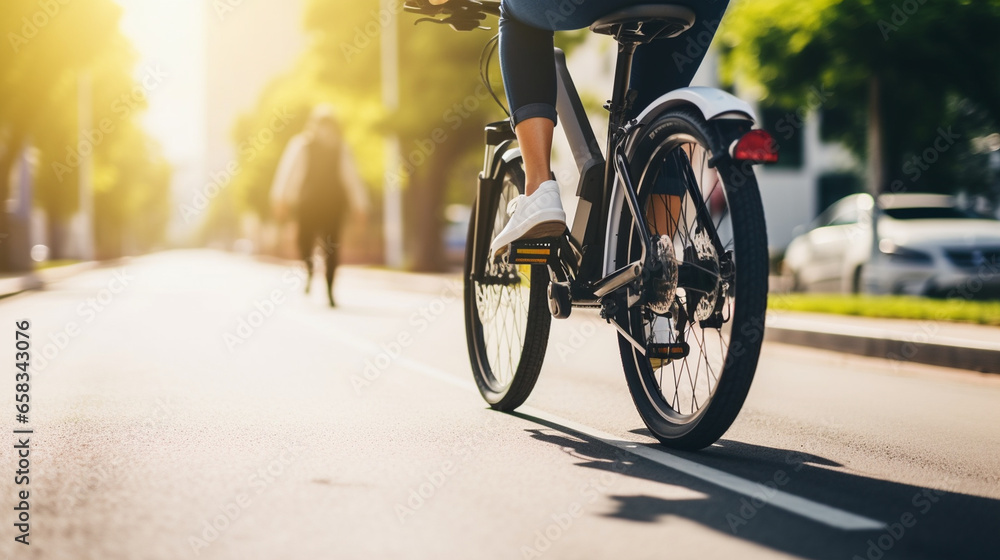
[406,0,449,14]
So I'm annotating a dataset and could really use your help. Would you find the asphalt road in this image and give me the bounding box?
[2,250,998,560]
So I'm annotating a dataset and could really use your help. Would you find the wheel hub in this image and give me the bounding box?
[476,262,522,323]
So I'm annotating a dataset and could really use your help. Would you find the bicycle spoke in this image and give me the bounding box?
[633,140,740,420]
[473,179,535,391]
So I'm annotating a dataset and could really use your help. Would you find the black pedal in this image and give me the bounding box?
[647,342,690,363]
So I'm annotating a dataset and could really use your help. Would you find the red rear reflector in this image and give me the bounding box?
[731,129,779,163]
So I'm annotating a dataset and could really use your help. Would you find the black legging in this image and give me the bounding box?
[499,0,730,127]
[298,221,342,304]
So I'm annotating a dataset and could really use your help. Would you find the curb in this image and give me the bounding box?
[35,260,105,283]
[0,273,43,297]
[0,260,121,299]
[765,324,1000,374]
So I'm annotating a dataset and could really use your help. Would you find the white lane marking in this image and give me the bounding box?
[512,406,886,531]
[310,318,886,531]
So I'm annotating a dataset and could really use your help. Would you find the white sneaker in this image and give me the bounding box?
[490,180,567,258]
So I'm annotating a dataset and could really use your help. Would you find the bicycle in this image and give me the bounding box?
[406,0,777,450]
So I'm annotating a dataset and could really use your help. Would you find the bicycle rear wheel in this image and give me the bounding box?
[464,155,551,410]
[615,109,769,450]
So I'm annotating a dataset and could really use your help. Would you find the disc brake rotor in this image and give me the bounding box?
[691,229,720,322]
[648,234,679,315]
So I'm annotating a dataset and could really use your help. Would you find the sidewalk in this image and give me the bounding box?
[0,261,105,299]
[0,272,42,296]
[766,310,1000,374]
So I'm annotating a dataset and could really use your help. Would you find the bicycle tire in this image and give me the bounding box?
[464,155,551,410]
[614,108,769,450]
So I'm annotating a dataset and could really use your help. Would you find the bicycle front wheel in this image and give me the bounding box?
[464,155,551,410]
[615,109,769,450]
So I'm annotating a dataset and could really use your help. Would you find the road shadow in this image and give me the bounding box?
[510,411,1000,560]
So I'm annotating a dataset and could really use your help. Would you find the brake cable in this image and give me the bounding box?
[479,33,510,119]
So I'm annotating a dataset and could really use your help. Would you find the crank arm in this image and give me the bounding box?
[608,314,646,355]
[602,297,646,355]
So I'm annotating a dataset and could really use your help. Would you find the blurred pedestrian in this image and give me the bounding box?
[270,105,369,307]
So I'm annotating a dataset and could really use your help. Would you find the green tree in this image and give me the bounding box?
[230,1,505,271]
[719,0,1000,197]
[0,1,171,268]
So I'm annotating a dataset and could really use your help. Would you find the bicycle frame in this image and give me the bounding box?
[472,48,621,298]
[472,42,758,317]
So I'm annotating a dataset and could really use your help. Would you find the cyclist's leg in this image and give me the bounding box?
[498,1,626,194]
[497,4,556,195]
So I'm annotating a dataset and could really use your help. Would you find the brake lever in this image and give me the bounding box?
[414,16,447,25]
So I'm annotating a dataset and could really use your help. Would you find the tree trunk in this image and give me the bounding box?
[405,129,473,273]
[866,75,885,196]
[866,75,885,274]
[0,131,25,271]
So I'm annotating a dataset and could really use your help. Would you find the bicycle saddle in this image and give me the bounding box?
[590,4,696,42]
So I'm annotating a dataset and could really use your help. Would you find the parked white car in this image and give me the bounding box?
[783,193,1000,297]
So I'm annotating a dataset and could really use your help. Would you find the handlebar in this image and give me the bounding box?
[403,0,501,31]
